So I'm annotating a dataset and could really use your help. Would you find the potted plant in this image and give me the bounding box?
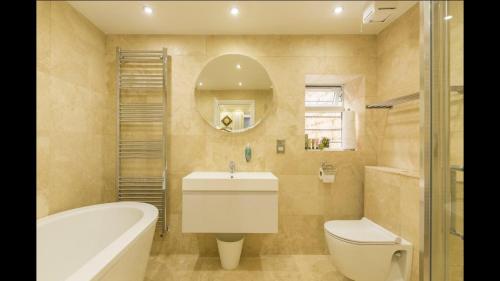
[321,137,330,149]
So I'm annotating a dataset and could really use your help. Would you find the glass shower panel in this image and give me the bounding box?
[446,2,463,281]
[427,1,464,281]
[419,1,465,281]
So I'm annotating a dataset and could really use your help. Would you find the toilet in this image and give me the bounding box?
[324,217,412,281]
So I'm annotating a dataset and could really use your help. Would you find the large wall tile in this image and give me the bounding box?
[36,2,110,218]
[375,4,420,173]
[364,166,420,281]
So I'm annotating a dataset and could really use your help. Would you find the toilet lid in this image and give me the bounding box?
[324,217,400,245]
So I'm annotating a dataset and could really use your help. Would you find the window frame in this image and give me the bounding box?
[304,85,345,151]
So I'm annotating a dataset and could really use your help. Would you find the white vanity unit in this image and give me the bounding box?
[182,171,278,269]
[182,172,278,233]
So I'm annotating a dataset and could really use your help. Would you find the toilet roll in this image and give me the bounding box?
[321,174,335,183]
[342,110,356,150]
[319,167,335,183]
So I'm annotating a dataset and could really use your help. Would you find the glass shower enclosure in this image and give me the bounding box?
[420,1,463,281]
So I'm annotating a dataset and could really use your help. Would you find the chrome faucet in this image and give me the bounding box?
[229,161,236,174]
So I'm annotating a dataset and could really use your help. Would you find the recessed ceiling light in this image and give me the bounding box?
[230,7,239,16]
[444,15,453,20]
[238,82,242,86]
[334,6,343,14]
[236,64,241,69]
[198,82,203,86]
[143,6,153,15]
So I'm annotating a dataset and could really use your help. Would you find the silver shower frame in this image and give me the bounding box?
[420,1,461,280]
[419,1,432,279]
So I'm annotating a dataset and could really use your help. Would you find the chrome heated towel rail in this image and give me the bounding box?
[116,48,168,235]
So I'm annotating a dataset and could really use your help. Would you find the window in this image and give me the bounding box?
[213,99,255,131]
[304,86,344,150]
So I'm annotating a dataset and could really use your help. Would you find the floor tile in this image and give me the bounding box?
[145,254,349,281]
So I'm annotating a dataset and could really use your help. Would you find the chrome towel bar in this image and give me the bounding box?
[116,48,168,236]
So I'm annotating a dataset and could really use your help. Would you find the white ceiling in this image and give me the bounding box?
[68,1,417,35]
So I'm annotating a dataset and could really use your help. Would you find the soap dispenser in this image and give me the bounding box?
[244,143,252,162]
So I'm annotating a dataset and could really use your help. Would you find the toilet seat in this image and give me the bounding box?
[324,217,401,245]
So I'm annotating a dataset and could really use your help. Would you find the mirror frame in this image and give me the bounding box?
[193,53,275,133]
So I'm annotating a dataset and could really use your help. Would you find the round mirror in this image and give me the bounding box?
[195,54,274,132]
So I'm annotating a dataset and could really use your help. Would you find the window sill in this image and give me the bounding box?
[305,148,355,152]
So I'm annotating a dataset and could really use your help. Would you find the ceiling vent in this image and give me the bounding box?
[362,1,398,24]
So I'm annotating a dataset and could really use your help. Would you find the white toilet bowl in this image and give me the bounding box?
[324,217,412,281]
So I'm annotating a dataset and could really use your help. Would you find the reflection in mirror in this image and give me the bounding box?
[195,54,273,132]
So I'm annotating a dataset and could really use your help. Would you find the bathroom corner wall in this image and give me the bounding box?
[105,35,378,256]
[364,166,420,281]
[36,2,113,218]
[365,4,422,281]
[373,3,420,172]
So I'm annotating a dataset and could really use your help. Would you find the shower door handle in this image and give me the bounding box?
[450,165,464,240]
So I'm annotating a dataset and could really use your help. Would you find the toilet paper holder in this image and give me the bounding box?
[319,162,336,183]
[320,162,336,173]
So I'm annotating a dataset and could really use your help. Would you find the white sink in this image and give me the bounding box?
[182,172,278,191]
[182,171,278,233]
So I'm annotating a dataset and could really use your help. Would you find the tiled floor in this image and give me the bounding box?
[145,254,351,281]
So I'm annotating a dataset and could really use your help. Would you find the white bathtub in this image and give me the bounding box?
[37,202,158,281]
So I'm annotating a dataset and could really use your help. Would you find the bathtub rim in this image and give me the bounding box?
[37,201,159,281]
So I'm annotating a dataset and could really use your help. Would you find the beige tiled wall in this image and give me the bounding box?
[364,166,420,281]
[364,5,422,280]
[374,4,420,172]
[36,2,113,218]
[105,34,379,255]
